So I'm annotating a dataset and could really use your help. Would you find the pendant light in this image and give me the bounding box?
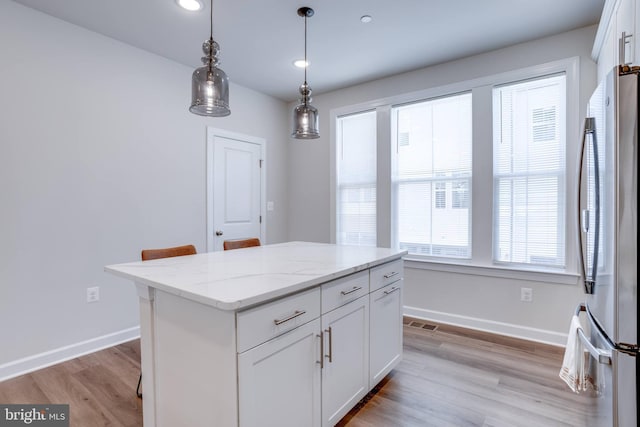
[292,7,320,139]
[189,0,230,117]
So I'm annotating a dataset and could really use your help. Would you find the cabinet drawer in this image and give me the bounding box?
[321,270,369,314]
[370,259,403,292]
[237,287,320,353]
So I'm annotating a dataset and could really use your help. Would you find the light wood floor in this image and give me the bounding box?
[0,318,597,426]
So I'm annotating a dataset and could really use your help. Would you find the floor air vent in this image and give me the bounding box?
[407,320,437,331]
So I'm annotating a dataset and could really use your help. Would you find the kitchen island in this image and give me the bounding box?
[105,241,406,427]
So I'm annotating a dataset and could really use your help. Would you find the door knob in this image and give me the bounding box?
[215,230,224,236]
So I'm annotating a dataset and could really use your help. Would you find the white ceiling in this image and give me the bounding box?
[12,0,605,101]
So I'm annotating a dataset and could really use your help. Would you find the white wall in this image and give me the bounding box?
[288,25,599,345]
[0,0,601,380]
[0,1,289,379]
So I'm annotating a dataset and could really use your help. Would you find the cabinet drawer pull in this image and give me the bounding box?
[383,286,400,296]
[340,286,362,296]
[273,310,306,325]
[383,271,400,279]
[324,326,333,363]
[317,332,324,369]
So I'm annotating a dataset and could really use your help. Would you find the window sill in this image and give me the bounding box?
[403,257,580,286]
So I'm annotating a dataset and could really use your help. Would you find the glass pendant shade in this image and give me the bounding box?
[189,0,230,117]
[292,83,319,139]
[292,7,319,139]
[190,39,230,117]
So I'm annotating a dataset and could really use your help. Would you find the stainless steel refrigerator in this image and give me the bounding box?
[575,66,638,426]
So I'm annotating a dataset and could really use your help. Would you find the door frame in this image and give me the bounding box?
[206,127,266,252]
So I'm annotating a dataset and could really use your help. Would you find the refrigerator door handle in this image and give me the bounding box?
[575,303,612,365]
[577,326,612,365]
[577,117,599,294]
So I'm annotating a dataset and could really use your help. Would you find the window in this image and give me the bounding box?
[332,58,578,277]
[336,111,377,246]
[393,93,473,258]
[493,74,566,267]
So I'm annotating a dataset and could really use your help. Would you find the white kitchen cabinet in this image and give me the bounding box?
[370,259,403,292]
[236,287,321,353]
[616,0,636,65]
[321,270,369,313]
[594,0,638,80]
[238,318,322,427]
[321,295,370,427]
[596,17,616,79]
[105,242,406,427]
[369,280,404,387]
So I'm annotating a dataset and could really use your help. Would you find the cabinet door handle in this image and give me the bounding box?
[383,286,400,296]
[273,310,306,325]
[324,326,333,363]
[383,271,400,279]
[316,332,324,369]
[620,31,633,66]
[340,286,362,296]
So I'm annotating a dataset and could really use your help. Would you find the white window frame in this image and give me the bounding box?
[335,110,378,246]
[492,74,567,269]
[391,92,473,259]
[330,57,580,285]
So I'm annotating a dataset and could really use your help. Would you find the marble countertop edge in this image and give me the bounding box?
[104,243,407,311]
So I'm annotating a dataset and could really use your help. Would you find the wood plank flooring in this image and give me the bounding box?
[0,341,143,427]
[338,318,597,426]
[0,318,597,426]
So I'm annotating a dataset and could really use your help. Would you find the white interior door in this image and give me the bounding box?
[207,128,265,252]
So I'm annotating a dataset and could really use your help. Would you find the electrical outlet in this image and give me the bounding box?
[87,286,100,303]
[520,287,533,302]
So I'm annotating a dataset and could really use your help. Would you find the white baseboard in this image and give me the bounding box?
[0,327,140,382]
[404,306,567,347]
[1,310,567,382]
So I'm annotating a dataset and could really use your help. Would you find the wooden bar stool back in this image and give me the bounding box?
[141,244,197,261]
[223,238,261,251]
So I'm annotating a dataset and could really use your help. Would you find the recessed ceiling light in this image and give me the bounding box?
[360,15,372,23]
[294,59,309,68]
[176,0,203,12]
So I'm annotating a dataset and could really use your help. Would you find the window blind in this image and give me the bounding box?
[393,93,472,258]
[493,74,566,267]
[336,111,377,246]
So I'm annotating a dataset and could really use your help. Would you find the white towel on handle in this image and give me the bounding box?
[559,315,588,393]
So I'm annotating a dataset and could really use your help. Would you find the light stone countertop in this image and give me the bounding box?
[105,241,407,311]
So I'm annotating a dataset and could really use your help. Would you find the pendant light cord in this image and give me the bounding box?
[304,14,308,85]
[210,0,213,40]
